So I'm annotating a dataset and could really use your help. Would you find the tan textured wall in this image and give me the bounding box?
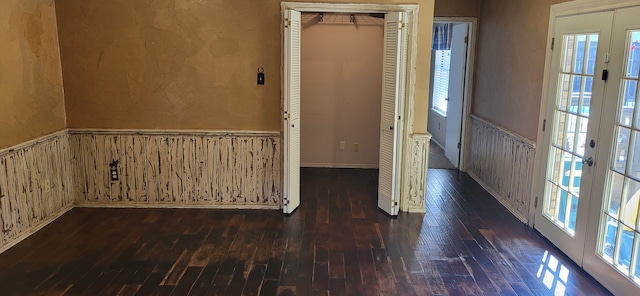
[56,0,434,133]
[473,0,570,141]
[300,16,383,168]
[435,0,480,17]
[0,0,66,149]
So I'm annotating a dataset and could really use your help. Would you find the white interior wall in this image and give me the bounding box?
[300,14,384,168]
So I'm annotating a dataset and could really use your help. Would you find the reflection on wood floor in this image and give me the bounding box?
[0,168,610,295]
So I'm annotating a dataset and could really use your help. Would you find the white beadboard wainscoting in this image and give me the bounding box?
[401,133,431,213]
[0,128,430,252]
[0,131,75,253]
[468,116,536,223]
[69,130,282,209]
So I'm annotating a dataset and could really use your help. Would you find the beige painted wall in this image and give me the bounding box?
[300,15,383,168]
[0,0,66,149]
[435,0,480,17]
[55,0,434,134]
[473,0,570,141]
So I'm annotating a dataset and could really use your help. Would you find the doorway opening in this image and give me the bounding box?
[427,18,477,171]
[281,2,420,215]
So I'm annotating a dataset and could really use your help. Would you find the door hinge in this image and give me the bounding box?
[464,36,469,44]
[285,18,291,28]
[551,37,555,50]
[542,119,546,132]
[283,198,289,205]
[457,142,461,149]
[399,22,406,30]
[535,196,539,208]
[394,201,399,206]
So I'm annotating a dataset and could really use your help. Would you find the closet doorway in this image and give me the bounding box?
[281,3,420,216]
[300,12,384,170]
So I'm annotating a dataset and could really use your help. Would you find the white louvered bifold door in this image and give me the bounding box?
[378,12,407,216]
[283,10,301,214]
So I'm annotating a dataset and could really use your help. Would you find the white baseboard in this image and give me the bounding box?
[430,138,445,150]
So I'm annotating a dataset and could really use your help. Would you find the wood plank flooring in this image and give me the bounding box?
[0,168,611,295]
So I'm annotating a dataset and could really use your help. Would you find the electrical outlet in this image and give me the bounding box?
[44,179,51,193]
[353,142,359,152]
[340,141,345,150]
[109,160,119,181]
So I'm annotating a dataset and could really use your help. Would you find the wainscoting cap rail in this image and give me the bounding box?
[67,128,281,137]
[470,114,536,148]
[411,133,432,140]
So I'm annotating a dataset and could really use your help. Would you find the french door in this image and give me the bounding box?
[537,6,640,294]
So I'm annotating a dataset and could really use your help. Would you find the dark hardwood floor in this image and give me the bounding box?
[0,168,611,295]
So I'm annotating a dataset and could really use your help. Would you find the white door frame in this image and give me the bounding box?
[432,17,478,172]
[281,2,420,211]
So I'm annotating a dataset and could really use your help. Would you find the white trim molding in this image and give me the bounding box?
[468,116,536,223]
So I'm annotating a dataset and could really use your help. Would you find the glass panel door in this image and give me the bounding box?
[597,29,640,281]
[535,11,613,265]
[544,33,598,235]
[582,8,640,293]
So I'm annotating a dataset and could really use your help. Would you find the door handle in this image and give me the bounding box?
[582,157,594,167]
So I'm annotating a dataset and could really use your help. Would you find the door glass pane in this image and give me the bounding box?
[581,76,594,116]
[553,112,567,148]
[566,114,578,153]
[562,35,576,72]
[614,127,631,174]
[576,117,588,157]
[570,76,582,113]
[601,215,619,264]
[574,35,587,73]
[586,34,599,75]
[558,74,571,111]
[629,131,640,180]
[598,30,640,281]
[622,80,637,127]
[609,172,624,217]
[544,33,597,236]
[627,31,640,79]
